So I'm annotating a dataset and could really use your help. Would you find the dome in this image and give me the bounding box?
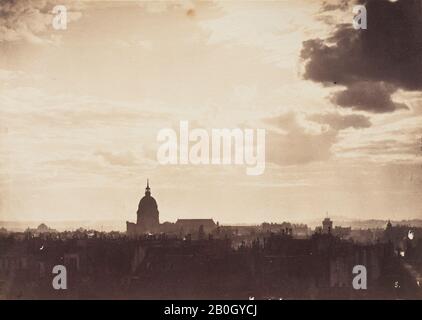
[136,179,159,227]
[137,194,158,213]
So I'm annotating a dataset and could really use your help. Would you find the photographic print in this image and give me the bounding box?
[0,0,421,304]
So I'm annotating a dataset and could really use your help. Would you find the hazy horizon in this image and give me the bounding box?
[3,215,422,233]
[1,0,421,225]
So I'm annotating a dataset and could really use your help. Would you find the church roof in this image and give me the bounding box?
[175,219,216,229]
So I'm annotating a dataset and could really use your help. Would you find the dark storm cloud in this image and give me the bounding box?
[301,0,422,113]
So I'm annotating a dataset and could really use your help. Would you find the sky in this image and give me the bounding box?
[0,0,421,228]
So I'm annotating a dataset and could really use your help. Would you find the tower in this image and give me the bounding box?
[322,217,333,234]
[384,220,393,243]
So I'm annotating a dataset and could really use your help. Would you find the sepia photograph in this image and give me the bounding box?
[0,0,421,306]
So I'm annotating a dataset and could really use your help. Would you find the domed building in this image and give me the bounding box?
[126,179,217,237]
[127,180,160,235]
[136,180,159,229]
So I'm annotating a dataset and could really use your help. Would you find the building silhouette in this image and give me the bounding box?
[322,217,333,234]
[127,180,160,234]
[136,179,160,230]
[127,180,216,237]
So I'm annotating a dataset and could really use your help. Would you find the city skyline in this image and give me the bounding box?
[0,0,422,225]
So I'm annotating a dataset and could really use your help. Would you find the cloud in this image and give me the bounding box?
[308,112,371,130]
[264,113,338,166]
[320,0,351,12]
[139,0,196,15]
[95,151,137,167]
[301,0,422,113]
[0,0,82,44]
[338,139,419,161]
[0,84,172,129]
[332,81,409,113]
[264,112,301,132]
